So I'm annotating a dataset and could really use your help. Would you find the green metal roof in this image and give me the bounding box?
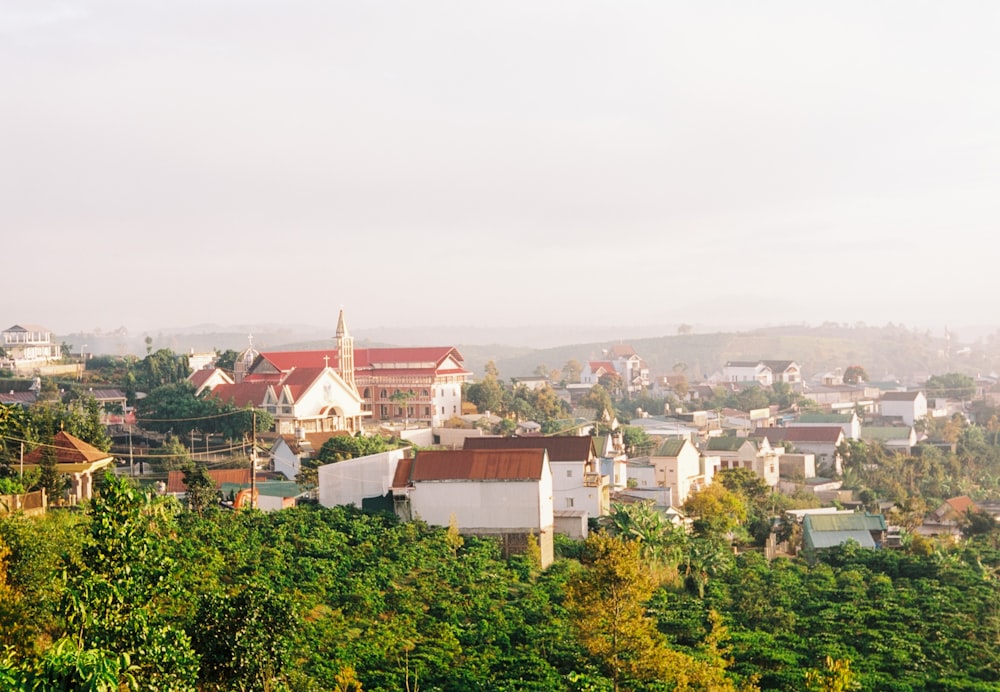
[803,513,886,550]
[798,414,851,423]
[705,436,752,452]
[654,438,687,457]
[861,427,913,442]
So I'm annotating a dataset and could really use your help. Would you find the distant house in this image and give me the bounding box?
[270,430,350,480]
[758,426,845,476]
[760,360,802,386]
[581,360,618,387]
[391,448,555,567]
[188,368,234,396]
[703,435,780,486]
[916,495,981,537]
[722,361,773,386]
[2,324,60,363]
[604,344,650,395]
[644,438,715,506]
[861,426,918,454]
[802,512,888,551]
[879,391,928,426]
[788,412,860,440]
[20,431,114,503]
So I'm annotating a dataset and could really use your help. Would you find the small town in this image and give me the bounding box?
[2,314,1000,690]
[6,2,999,690]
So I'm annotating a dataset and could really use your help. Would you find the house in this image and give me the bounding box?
[188,367,234,396]
[722,361,773,386]
[2,324,60,364]
[581,360,618,387]
[464,435,609,520]
[758,426,845,476]
[917,495,981,537]
[643,438,715,505]
[593,432,628,491]
[390,448,555,567]
[20,431,115,502]
[83,388,129,426]
[244,311,471,428]
[605,344,650,394]
[166,468,252,496]
[271,430,350,480]
[761,360,801,386]
[802,512,888,551]
[318,448,408,511]
[861,426,918,454]
[788,412,860,440]
[799,384,878,413]
[702,435,780,486]
[879,390,928,426]
[778,452,816,480]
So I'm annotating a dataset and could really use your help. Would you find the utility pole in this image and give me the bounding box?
[128,425,134,477]
[250,410,257,509]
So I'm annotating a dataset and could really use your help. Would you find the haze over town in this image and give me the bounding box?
[4,2,1000,338]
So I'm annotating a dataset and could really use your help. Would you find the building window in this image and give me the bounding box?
[566,470,572,478]
[565,498,574,508]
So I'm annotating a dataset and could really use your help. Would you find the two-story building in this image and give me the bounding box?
[2,324,60,364]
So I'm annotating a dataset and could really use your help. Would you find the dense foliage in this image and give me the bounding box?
[1,474,999,690]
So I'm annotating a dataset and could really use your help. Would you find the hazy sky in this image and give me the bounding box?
[3,1,999,335]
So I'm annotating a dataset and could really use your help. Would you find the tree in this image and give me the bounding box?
[389,389,416,426]
[842,365,869,385]
[181,462,218,516]
[683,483,747,541]
[564,532,671,691]
[562,359,582,384]
[925,372,976,399]
[214,349,241,373]
[317,433,389,464]
[35,438,67,504]
[621,426,655,457]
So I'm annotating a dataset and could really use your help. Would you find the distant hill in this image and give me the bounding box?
[60,322,1000,386]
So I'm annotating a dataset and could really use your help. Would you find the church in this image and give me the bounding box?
[208,310,471,433]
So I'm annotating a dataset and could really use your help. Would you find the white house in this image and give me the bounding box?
[722,361,773,386]
[271,430,349,480]
[2,324,60,363]
[465,435,609,520]
[879,390,928,426]
[643,438,715,506]
[758,426,844,476]
[391,448,555,567]
[703,435,780,487]
[788,412,860,440]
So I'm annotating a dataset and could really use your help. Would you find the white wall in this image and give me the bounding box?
[318,448,406,508]
[410,475,553,533]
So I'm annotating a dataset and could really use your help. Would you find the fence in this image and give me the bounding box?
[0,489,47,517]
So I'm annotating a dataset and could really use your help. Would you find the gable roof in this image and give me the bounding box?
[653,438,689,457]
[394,449,547,484]
[166,468,252,494]
[942,495,979,516]
[705,436,753,452]
[22,431,113,466]
[759,427,844,444]
[797,413,853,424]
[761,360,797,372]
[607,344,637,358]
[207,382,271,408]
[803,512,886,549]
[464,435,595,461]
[861,426,915,442]
[881,390,923,402]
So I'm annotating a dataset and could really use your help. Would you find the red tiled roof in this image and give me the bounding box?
[759,427,844,444]
[608,344,637,357]
[166,468,252,494]
[256,346,468,375]
[946,495,979,515]
[22,431,113,465]
[188,369,217,388]
[398,449,547,483]
[588,361,616,374]
[464,435,595,462]
[207,382,270,408]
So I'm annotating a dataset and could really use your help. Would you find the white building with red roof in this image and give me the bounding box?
[391,448,554,567]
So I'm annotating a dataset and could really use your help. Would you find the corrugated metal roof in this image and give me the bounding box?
[759,427,843,444]
[403,449,546,482]
[464,435,594,461]
[705,436,752,452]
[654,438,688,457]
[166,468,251,494]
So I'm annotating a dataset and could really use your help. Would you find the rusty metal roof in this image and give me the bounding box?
[398,449,547,483]
[464,435,594,462]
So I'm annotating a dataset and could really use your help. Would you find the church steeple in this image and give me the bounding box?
[336,308,355,390]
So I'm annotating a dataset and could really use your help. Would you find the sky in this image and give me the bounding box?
[3,1,1000,336]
